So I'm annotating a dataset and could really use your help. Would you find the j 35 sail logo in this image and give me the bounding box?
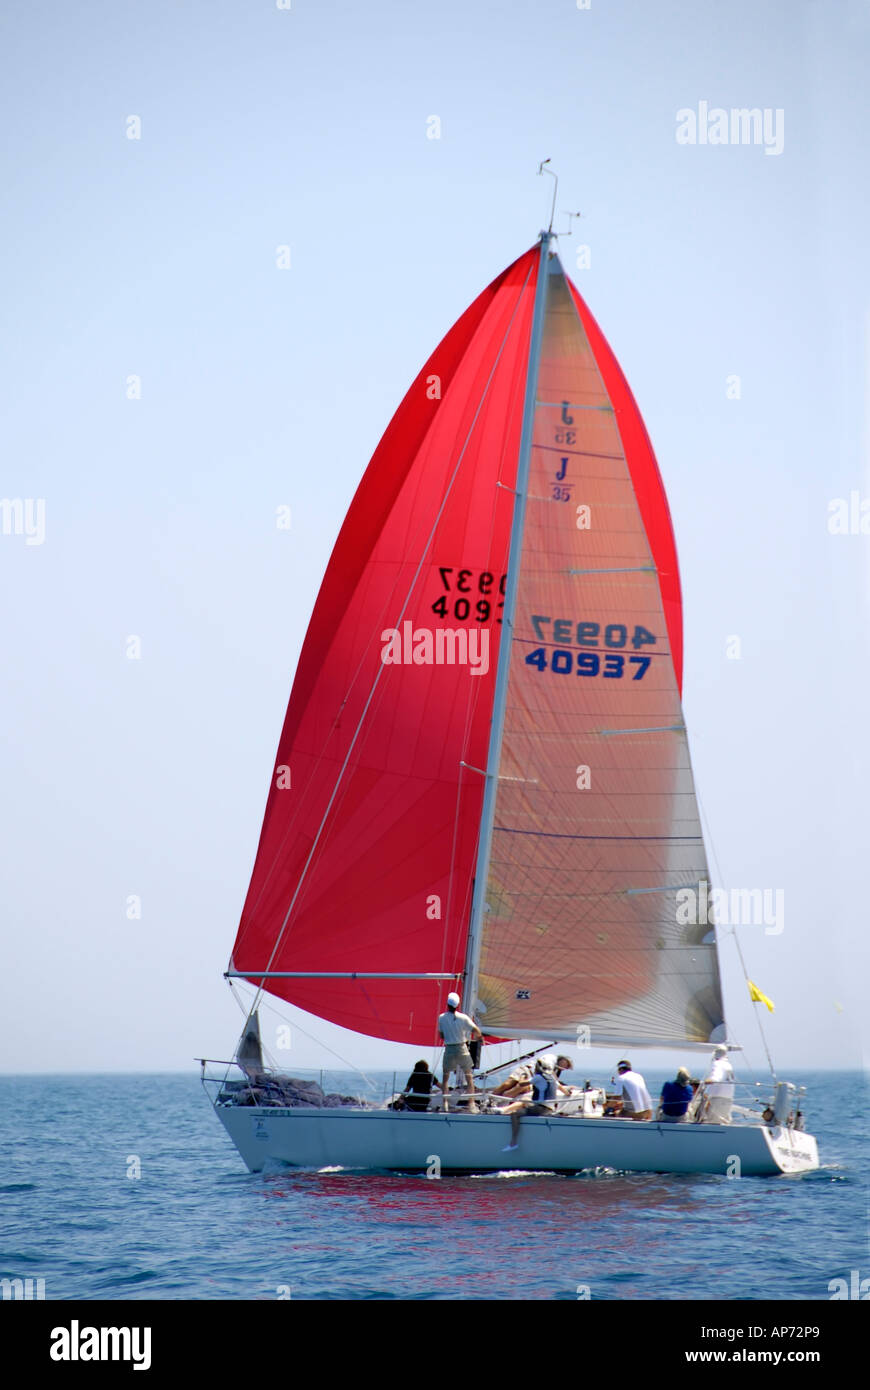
[552,403,574,502]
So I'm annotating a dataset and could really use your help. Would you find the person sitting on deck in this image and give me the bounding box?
[400,1060,440,1112]
[554,1055,586,1101]
[613,1059,653,1120]
[658,1066,694,1122]
[501,1055,570,1151]
[490,1064,533,1099]
[437,992,483,1113]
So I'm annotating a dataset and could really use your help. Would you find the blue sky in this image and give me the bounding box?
[1,0,867,1077]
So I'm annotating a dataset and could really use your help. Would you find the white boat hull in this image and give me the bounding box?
[215,1105,819,1177]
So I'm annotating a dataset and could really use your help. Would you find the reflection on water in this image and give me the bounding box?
[247,1133,858,1299]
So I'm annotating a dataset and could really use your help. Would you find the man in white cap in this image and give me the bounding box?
[700,1044,735,1123]
[437,992,484,1113]
[613,1059,653,1120]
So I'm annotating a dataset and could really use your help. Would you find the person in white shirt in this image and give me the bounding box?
[490,1064,532,1099]
[614,1059,653,1120]
[699,1044,735,1123]
[437,992,483,1113]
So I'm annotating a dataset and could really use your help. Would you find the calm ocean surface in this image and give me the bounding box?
[2,1070,866,1301]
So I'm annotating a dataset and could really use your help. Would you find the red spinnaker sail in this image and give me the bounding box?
[230,248,540,1044]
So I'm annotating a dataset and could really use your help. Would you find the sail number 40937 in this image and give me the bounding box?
[431,568,506,624]
[526,615,656,680]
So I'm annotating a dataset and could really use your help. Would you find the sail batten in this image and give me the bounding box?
[489,1030,726,1052]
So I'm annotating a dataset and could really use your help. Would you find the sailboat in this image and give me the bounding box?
[205,218,819,1178]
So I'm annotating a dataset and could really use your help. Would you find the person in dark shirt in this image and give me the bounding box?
[658,1066,694,1122]
[401,1060,439,1112]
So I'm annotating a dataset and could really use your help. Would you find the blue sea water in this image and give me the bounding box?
[1,1070,866,1301]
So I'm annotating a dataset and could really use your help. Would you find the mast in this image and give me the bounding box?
[463,231,552,1017]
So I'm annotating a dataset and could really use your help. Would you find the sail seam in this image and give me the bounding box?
[536,400,615,412]
[492,827,703,841]
[567,565,657,575]
[599,724,686,736]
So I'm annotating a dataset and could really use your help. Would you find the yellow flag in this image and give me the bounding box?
[748,979,775,1013]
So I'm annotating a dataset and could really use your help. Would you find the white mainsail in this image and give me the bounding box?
[469,250,724,1046]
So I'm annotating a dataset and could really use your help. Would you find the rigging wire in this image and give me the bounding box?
[695,784,776,1082]
[227,980,379,1093]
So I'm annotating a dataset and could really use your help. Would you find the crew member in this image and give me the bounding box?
[699,1044,735,1124]
[501,1055,570,1151]
[400,1060,440,1112]
[437,992,483,1113]
[613,1059,653,1120]
[658,1066,693,1122]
